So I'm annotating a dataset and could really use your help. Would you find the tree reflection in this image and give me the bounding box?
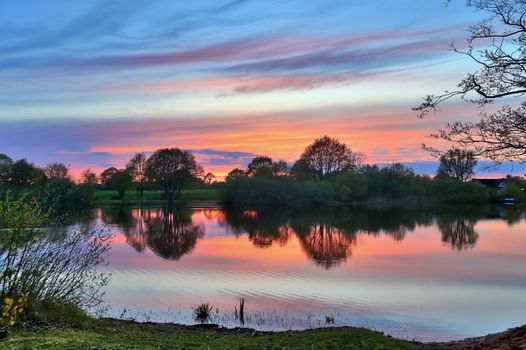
[438,218,479,251]
[144,207,205,260]
[99,206,204,260]
[295,223,356,269]
[94,203,518,268]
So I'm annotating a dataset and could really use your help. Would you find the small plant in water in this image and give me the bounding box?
[325,315,335,325]
[239,297,245,326]
[193,303,213,324]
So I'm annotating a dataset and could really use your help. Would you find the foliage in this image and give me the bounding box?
[36,178,95,215]
[109,170,133,199]
[80,169,98,185]
[222,177,334,207]
[332,172,368,201]
[415,0,526,162]
[0,154,14,184]
[290,158,316,181]
[0,194,111,323]
[44,163,70,180]
[498,177,526,201]
[223,164,491,207]
[146,148,203,201]
[436,148,478,182]
[1,295,26,326]
[225,168,246,182]
[8,160,46,186]
[193,303,213,324]
[100,167,118,186]
[432,178,490,203]
[203,172,215,185]
[299,135,364,181]
[247,156,273,176]
[126,153,148,198]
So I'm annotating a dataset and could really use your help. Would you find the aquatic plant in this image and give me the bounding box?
[193,303,213,324]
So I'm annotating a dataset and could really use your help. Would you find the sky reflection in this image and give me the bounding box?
[85,205,526,341]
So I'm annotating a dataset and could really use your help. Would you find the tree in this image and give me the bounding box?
[203,172,215,185]
[415,0,526,162]
[100,167,118,185]
[44,162,69,180]
[9,159,46,186]
[290,159,316,181]
[272,160,289,176]
[126,153,148,198]
[0,154,13,184]
[382,163,415,177]
[80,169,98,185]
[247,156,273,176]
[299,136,364,181]
[109,170,133,199]
[225,168,246,182]
[145,148,203,202]
[437,148,478,182]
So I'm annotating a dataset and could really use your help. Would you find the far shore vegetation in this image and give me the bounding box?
[1,136,524,212]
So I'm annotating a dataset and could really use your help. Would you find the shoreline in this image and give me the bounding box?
[5,318,526,349]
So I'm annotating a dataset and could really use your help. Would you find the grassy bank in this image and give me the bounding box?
[2,319,423,349]
[94,189,221,205]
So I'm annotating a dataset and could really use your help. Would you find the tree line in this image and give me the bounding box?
[1,135,523,210]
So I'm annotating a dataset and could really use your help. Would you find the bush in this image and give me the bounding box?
[432,179,490,203]
[0,193,111,325]
[222,177,334,207]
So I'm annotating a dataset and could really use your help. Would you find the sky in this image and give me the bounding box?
[1,0,525,179]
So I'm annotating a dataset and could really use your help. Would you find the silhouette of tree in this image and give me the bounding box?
[145,148,203,202]
[437,148,478,181]
[290,159,316,181]
[272,160,289,176]
[109,170,133,199]
[0,153,13,184]
[100,167,118,185]
[9,159,46,185]
[415,0,526,162]
[144,207,205,260]
[247,156,273,177]
[299,136,364,181]
[203,172,215,185]
[80,169,98,185]
[126,152,148,198]
[44,162,70,180]
[438,217,479,251]
[225,168,246,182]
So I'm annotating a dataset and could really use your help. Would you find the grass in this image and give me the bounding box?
[1,318,425,349]
[94,189,220,205]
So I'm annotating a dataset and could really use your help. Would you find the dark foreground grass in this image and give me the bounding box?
[1,319,424,350]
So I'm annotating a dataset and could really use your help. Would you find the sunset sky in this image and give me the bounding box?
[1,0,524,178]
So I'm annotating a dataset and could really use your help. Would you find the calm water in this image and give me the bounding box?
[86,204,525,341]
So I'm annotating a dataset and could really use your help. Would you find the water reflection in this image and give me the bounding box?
[96,204,524,267]
[99,207,204,260]
[93,204,526,341]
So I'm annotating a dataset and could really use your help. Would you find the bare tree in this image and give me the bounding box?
[414,0,526,162]
[44,162,70,180]
[300,136,364,181]
[126,153,148,198]
[437,148,478,181]
[80,169,98,185]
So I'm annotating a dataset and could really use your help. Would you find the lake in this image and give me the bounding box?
[86,204,526,342]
